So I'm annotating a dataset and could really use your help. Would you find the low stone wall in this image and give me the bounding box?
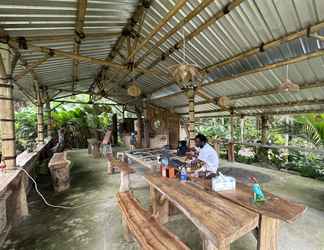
[0,138,53,246]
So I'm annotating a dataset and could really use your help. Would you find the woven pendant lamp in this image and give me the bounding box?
[217,96,231,109]
[169,29,203,89]
[127,82,141,97]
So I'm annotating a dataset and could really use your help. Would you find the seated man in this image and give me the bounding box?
[194,133,219,178]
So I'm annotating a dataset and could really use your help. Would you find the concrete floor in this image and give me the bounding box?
[2,148,324,250]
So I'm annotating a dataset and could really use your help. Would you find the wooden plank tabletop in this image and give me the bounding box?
[217,182,306,223]
[190,178,306,223]
[145,174,259,247]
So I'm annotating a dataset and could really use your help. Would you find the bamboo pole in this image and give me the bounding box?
[14,55,50,81]
[36,86,45,145]
[154,48,324,101]
[10,32,121,43]
[134,0,215,68]
[186,89,196,148]
[72,0,88,85]
[45,100,53,138]
[128,0,188,60]
[148,20,324,97]
[179,98,324,116]
[138,0,245,94]
[173,81,324,109]
[11,42,164,77]
[143,101,150,148]
[0,43,16,169]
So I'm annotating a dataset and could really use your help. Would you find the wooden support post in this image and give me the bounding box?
[143,101,150,148]
[240,116,245,143]
[0,42,16,169]
[135,111,142,148]
[228,112,235,161]
[257,215,279,250]
[112,113,118,145]
[46,101,53,137]
[36,91,45,145]
[186,89,196,148]
[259,115,269,162]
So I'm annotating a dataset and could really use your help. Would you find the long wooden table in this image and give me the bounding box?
[145,174,306,250]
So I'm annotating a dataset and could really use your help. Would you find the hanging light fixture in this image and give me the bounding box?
[277,65,300,92]
[217,96,231,109]
[127,71,142,97]
[169,28,204,90]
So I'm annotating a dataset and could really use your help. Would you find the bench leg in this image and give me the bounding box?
[120,171,130,192]
[257,215,279,250]
[121,215,132,242]
[149,185,169,224]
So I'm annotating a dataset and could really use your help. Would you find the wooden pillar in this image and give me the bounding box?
[112,113,118,145]
[228,112,235,161]
[0,42,16,169]
[36,90,45,145]
[45,100,53,137]
[240,116,245,143]
[186,88,195,148]
[143,101,150,148]
[261,115,268,145]
[135,111,142,148]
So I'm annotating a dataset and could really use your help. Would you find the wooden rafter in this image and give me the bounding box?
[172,81,324,109]
[195,108,324,118]
[72,0,88,88]
[129,0,244,89]
[10,32,120,43]
[14,55,51,81]
[9,41,166,76]
[128,0,189,60]
[150,20,324,96]
[153,48,324,101]
[179,99,324,116]
[134,0,215,68]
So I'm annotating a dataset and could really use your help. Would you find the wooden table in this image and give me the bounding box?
[145,174,259,250]
[145,174,306,250]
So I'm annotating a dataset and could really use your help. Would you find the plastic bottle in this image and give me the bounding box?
[161,158,168,177]
[180,167,188,182]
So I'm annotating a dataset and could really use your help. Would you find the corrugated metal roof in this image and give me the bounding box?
[2,0,324,117]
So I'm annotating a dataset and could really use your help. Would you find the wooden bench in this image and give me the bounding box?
[117,192,190,250]
[112,159,135,192]
[48,152,71,192]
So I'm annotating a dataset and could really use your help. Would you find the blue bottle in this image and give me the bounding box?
[180,167,188,182]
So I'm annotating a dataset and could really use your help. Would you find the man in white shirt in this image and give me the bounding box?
[194,134,219,177]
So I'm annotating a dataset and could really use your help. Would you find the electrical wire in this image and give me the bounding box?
[19,167,107,210]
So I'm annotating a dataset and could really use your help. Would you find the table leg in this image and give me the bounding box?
[149,185,169,224]
[200,232,229,250]
[120,171,130,192]
[257,215,279,250]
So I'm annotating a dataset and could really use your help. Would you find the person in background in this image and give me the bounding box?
[130,130,137,151]
[194,133,219,178]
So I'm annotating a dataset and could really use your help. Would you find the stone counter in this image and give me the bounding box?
[0,138,53,246]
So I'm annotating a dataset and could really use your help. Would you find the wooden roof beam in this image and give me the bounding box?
[10,32,121,43]
[9,41,166,76]
[172,81,324,109]
[178,99,324,116]
[132,0,244,91]
[134,0,215,69]
[194,108,324,118]
[152,48,324,101]
[14,54,51,81]
[150,20,324,96]
[128,0,189,60]
[72,0,88,87]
